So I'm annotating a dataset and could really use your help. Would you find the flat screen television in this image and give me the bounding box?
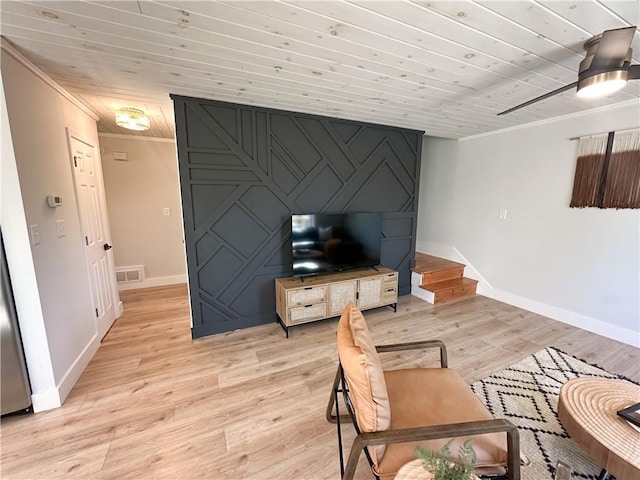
[292,213,382,277]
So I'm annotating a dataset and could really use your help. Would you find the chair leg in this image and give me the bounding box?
[327,365,351,477]
[336,385,345,477]
[326,366,351,424]
[506,426,521,480]
[326,366,341,423]
[342,435,365,480]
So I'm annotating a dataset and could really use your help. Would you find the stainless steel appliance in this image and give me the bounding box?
[1,232,32,415]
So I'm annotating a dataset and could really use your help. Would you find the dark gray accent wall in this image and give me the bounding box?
[172,95,423,338]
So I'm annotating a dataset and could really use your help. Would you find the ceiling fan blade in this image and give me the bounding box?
[590,26,636,70]
[497,82,578,116]
[629,64,640,79]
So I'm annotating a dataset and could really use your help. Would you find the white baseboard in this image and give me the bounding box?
[481,287,640,348]
[57,333,101,406]
[31,388,61,412]
[451,247,493,290]
[31,332,101,412]
[415,242,493,288]
[118,274,187,291]
[415,243,640,348]
[415,241,453,260]
[411,272,434,304]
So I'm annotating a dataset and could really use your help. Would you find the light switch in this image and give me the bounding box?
[499,209,508,220]
[56,219,66,238]
[30,224,40,245]
[163,208,171,216]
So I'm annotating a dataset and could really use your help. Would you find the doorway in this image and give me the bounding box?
[67,131,119,339]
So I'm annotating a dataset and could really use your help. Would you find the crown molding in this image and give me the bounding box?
[98,133,175,143]
[459,99,640,142]
[1,37,99,122]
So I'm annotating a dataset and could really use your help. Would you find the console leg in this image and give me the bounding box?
[597,469,612,480]
[276,316,290,338]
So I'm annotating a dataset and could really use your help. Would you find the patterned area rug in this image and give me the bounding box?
[470,347,630,480]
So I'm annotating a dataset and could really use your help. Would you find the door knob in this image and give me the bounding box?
[103,243,112,251]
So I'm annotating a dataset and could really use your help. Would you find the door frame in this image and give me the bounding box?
[65,128,122,338]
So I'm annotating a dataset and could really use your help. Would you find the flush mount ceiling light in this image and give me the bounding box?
[115,107,150,131]
[576,69,629,98]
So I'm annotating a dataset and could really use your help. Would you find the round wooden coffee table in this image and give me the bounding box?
[558,377,640,479]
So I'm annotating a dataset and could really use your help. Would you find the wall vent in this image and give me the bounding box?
[115,265,145,283]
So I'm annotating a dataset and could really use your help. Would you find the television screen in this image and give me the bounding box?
[292,213,382,277]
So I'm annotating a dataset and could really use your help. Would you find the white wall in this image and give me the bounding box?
[1,46,106,410]
[99,135,186,289]
[417,101,640,347]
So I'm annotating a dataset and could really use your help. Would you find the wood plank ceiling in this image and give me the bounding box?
[1,1,638,140]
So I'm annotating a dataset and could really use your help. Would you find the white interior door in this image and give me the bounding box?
[68,133,117,339]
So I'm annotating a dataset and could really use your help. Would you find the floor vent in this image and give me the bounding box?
[115,266,145,284]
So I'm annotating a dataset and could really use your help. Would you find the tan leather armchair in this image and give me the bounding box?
[326,303,521,480]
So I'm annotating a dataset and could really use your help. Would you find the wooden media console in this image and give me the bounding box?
[275,267,398,337]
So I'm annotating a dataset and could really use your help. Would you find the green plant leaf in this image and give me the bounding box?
[414,440,476,480]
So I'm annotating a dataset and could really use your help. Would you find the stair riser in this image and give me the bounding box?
[433,284,477,303]
[420,266,465,285]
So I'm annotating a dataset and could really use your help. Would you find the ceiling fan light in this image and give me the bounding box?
[115,107,150,131]
[576,70,628,98]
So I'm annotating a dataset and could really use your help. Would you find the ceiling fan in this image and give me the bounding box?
[498,26,639,116]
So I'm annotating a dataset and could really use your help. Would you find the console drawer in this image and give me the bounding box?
[287,286,326,306]
[383,272,398,287]
[288,303,327,325]
[382,287,398,304]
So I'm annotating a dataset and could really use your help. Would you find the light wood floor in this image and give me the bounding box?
[1,285,638,479]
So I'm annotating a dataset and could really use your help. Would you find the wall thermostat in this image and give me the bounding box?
[47,195,63,208]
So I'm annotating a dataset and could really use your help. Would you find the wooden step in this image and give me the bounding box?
[411,253,465,285]
[413,253,466,285]
[412,253,478,304]
[412,253,466,274]
[420,277,478,303]
[419,265,465,285]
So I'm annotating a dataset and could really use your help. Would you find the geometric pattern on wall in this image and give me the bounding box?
[172,95,423,338]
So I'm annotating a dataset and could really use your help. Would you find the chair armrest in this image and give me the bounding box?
[358,418,518,445]
[342,418,520,480]
[376,340,448,368]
